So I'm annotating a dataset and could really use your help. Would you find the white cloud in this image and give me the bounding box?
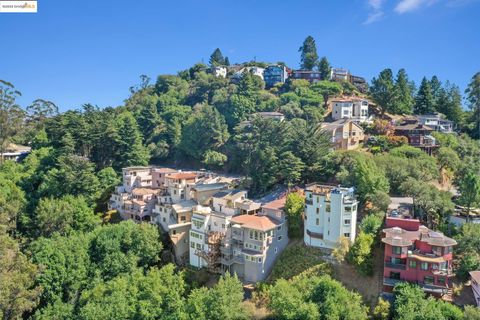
[394,0,437,14]
[364,0,385,24]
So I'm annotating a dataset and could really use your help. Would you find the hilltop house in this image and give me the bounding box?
[382,214,457,297]
[330,97,371,123]
[290,70,322,83]
[189,193,289,283]
[0,143,31,161]
[232,66,265,81]
[263,65,289,87]
[210,66,227,78]
[304,184,358,249]
[321,119,365,150]
[394,118,437,154]
[417,113,455,134]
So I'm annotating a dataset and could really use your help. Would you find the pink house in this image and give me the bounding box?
[382,216,457,297]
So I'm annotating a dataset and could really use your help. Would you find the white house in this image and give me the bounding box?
[232,66,265,81]
[211,66,227,78]
[304,184,358,249]
[331,98,370,123]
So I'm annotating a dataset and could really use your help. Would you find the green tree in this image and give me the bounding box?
[347,232,374,276]
[79,265,187,320]
[0,174,26,233]
[393,69,414,114]
[311,80,342,109]
[0,233,41,320]
[317,56,331,80]
[179,105,229,161]
[465,72,480,138]
[464,305,480,320]
[284,192,304,238]
[209,48,225,67]
[373,297,391,320]
[458,169,480,220]
[414,77,436,115]
[202,150,227,169]
[359,214,384,236]
[437,146,460,173]
[430,75,443,110]
[370,69,396,114]
[34,195,100,237]
[0,80,25,162]
[114,111,150,171]
[332,236,351,263]
[298,36,318,70]
[275,151,305,187]
[436,81,464,125]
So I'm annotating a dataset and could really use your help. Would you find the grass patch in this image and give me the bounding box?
[268,241,331,283]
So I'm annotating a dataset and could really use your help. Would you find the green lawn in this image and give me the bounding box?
[268,241,331,282]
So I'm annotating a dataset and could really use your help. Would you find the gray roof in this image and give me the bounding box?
[212,189,245,199]
[192,183,229,192]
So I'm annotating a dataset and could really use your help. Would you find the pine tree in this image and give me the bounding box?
[318,56,331,80]
[114,112,150,170]
[414,77,435,115]
[209,48,225,67]
[465,72,480,138]
[224,56,230,66]
[436,81,464,124]
[370,69,396,114]
[393,69,414,114]
[298,36,318,70]
[430,75,442,110]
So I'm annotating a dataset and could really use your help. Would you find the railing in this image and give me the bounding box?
[385,262,407,270]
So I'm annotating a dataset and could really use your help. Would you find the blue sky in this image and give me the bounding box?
[1,0,479,111]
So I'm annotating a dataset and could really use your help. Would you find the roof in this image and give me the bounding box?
[4,143,31,153]
[331,96,367,103]
[395,123,434,131]
[254,112,284,117]
[123,166,151,171]
[231,214,280,231]
[132,199,146,206]
[470,271,480,283]
[166,172,197,180]
[212,189,245,200]
[321,119,364,133]
[192,183,229,192]
[131,188,158,196]
[152,168,177,174]
[382,225,457,247]
[172,200,197,213]
[262,197,286,211]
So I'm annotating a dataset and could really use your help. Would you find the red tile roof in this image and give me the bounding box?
[166,172,197,180]
[231,214,279,231]
[262,197,286,211]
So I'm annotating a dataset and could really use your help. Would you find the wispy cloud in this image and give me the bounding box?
[394,0,437,14]
[364,0,385,24]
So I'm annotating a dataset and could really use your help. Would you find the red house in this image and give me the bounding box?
[382,216,457,297]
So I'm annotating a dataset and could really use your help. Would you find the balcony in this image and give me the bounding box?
[305,199,313,205]
[385,262,407,270]
[383,278,449,295]
[221,254,244,265]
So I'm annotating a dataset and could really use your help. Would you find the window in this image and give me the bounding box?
[344,233,350,237]
[277,226,282,231]
[316,196,319,203]
[424,276,434,284]
[316,208,319,214]
[163,217,166,222]
[328,217,330,223]
[172,230,177,235]
[180,215,186,221]
[392,246,402,255]
[409,260,417,269]
[326,204,331,212]
[437,277,446,285]
[432,246,442,256]
[316,218,319,225]
[345,206,351,212]
[278,236,282,241]
[258,258,262,263]
[421,262,429,270]
[352,204,357,211]
[196,243,202,250]
[344,219,351,225]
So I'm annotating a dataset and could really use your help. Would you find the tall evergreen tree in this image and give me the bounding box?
[430,75,442,110]
[298,36,318,70]
[436,81,464,124]
[414,77,435,115]
[224,56,230,66]
[114,112,149,170]
[317,56,331,80]
[393,69,414,114]
[370,69,396,114]
[209,48,225,67]
[465,72,480,138]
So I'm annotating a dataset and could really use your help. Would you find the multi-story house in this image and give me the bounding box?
[321,119,365,150]
[263,65,289,87]
[331,97,370,123]
[304,184,358,249]
[211,66,227,78]
[394,118,437,155]
[417,113,455,134]
[232,66,265,81]
[189,192,289,283]
[290,70,322,83]
[382,214,457,297]
[470,271,480,307]
[0,143,31,162]
[330,68,349,82]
